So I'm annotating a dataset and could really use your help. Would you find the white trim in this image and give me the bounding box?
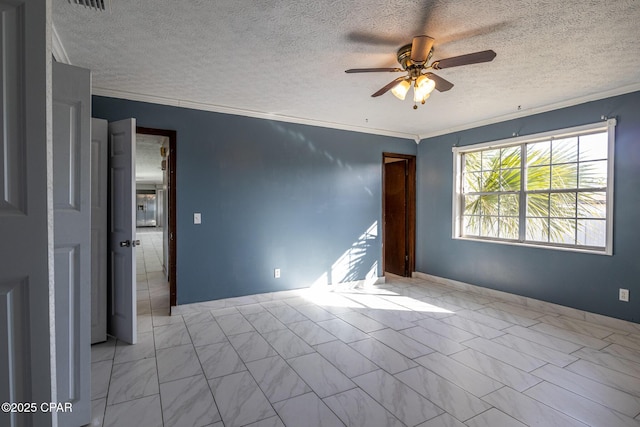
[605,118,616,255]
[451,119,614,154]
[91,87,420,142]
[82,76,638,144]
[171,276,386,315]
[451,119,616,254]
[51,24,71,64]
[454,235,611,255]
[419,84,640,141]
[412,272,640,330]
[451,150,462,239]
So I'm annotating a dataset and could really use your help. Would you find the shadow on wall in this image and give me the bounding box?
[311,221,379,288]
[268,121,376,197]
[261,120,382,289]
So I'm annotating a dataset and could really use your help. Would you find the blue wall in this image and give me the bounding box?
[92,96,416,304]
[417,91,640,323]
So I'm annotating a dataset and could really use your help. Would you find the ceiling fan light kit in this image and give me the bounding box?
[391,79,411,100]
[413,74,436,102]
[346,35,496,109]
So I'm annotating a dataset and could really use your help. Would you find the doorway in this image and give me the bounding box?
[136,127,177,307]
[382,153,416,277]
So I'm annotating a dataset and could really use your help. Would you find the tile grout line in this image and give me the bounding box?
[98,255,640,426]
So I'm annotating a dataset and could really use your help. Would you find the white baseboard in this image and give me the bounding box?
[412,271,640,333]
[172,276,386,315]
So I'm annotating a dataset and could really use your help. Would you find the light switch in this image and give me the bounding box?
[194,213,201,224]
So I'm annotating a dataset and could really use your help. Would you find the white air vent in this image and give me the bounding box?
[68,0,108,11]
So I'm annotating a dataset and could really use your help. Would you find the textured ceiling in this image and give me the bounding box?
[53,0,640,141]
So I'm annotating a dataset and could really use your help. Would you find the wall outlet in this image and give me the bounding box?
[194,213,201,224]
[274,268,281,279]
[619,288,630,302]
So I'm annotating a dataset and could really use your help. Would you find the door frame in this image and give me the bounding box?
[137,126,178,307]
[382,152,416,277]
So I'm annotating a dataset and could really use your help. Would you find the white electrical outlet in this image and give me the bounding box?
[194,213,201,224]
[619,288,630,302]
[274,268,281,279]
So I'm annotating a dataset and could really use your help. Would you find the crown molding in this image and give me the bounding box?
[417,83,640,141]
[91,87,419,142]
[52,24,71,64]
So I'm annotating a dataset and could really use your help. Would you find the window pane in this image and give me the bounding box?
[482,171,499,192]
[501,146,521,168]
[526,217,549,242]
[579,160,607,188]
[551,163,577,189]
[527,193,549,217]
[577,219,606,247]
[527,165,550,190]
[480,194,499,216]
[482,149,500,170]
[464,195,481,216]
[550,192,576,218]
[499,217,519,239]
[464,152,481,172]
[579,133,608,161]
[527,141,551,165]
[552,137,578,163]
[577,192,606,218]
[480,216,499,238]
[464,172,483,192]
[500,194,519,216]
[549,218,576,244]
[463,216,480,236]
[500,168,520,191]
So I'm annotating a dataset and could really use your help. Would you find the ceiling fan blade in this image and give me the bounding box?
[372,76,407,97]
[425,72,454,92]
[436,23,509,46]
[346,31,405,46]
[410,35,435,64]
[432,49,496,69]
[345,68,403,73]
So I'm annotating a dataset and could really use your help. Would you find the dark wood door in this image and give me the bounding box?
[384,160,408,276]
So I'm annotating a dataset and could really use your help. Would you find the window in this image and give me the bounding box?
[452,119,615,254]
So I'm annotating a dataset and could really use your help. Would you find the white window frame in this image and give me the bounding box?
[452,119,616,255]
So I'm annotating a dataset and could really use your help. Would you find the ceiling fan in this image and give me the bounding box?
[346,35,496,109]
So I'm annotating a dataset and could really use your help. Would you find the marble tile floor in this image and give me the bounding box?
[89,237,640,426]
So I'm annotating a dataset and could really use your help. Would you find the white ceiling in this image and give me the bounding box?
[52,0,640,141]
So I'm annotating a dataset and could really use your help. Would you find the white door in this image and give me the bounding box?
[52,61,92,427]
[91,119,108,343]
[0,1,56,426]
[108,119,138,344]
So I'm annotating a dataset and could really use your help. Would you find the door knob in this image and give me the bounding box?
[132,240,141,247]
[120,240,131,247]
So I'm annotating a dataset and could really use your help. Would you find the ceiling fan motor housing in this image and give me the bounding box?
[397,44,433,75]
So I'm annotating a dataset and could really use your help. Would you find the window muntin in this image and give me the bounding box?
[453,120,614,254]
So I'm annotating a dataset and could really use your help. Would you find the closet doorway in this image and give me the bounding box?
[382,153,416,277]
